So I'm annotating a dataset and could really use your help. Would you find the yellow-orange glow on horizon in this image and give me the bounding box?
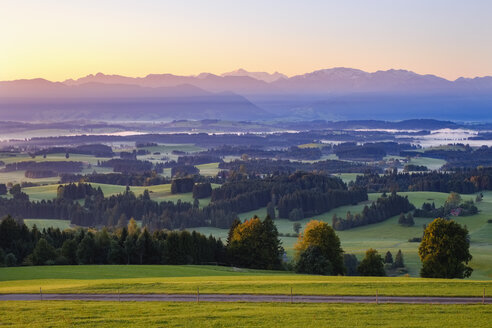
[2,0,492,81]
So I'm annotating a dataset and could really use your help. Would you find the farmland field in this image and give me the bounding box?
[0,265,491,296]
[0,301,490,328]
[196,162,221,176]
[23,219,72,230]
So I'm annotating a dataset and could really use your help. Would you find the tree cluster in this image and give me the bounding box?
[403,164,428,172]
[98,159,154,173]
[332,192,415,230]
[3,161,84,174]
[398,212,415,226]
[278,189,367,220]
[35,144,114,158]
[24,170,57,178]
[0,216,226,266]
[353,168,492,194]
[171,178,195,194]
[171,165,199,177]
[227,216,283,270]
[219,158,381,175]
[192,183,212,199]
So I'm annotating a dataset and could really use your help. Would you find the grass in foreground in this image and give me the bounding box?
[0,301,490,328]
[0,265,491,297]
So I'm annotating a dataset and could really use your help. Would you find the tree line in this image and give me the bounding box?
[0,173,370,231]
[0,213,472,280]
[2,161,84,174]
[332,192,415,230]
[98,159,159,174]
[0,183,238,230]
[277,189,367,220]
[0,216,226,266]
[219,158,381,175]
[352,168,492,194]
[211,172,367,219]
[34,144,114,158]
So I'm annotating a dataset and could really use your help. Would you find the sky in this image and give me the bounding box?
[2,0,492,81]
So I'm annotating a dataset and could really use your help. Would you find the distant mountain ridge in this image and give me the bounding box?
[221,68,287,83]
[4,68,492,98]
[2,68,492,122]
[55,67,492,94]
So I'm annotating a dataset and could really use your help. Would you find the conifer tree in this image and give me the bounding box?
[384,251,393,264]
[394,249,404,268]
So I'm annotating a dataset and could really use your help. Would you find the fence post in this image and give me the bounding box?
[290,287,293,304]
[197,287,200,303]
[118,289,120,302]
[483,288,485,305]
[40,287,42,301]
[376,289,378,305]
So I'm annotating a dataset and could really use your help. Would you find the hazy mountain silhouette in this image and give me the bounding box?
[62,72,271,94]
[221,68,287,83]
[57,68,492,95]
[0,79,211,98]
[271,68,452,93]
[2,68,492,121]
[0,79,267,121]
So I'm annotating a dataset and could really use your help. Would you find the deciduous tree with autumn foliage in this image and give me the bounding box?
[294,220,345,275]
[419,218,473,278]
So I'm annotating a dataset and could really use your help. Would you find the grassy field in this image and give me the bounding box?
[23,219,72,230]
[298,143,324,149]
[332,173,361,184]
[0,301,490,328]
[196,162,221,177]
[1,265,491,296]
[408,156,447,170]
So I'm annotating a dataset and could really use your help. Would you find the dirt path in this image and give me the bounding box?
[0,293,490,304]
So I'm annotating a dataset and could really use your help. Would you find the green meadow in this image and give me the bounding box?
[1,265,491,296]
[196,162,221,176]
[23,219,72,230]
[0,301,490,328]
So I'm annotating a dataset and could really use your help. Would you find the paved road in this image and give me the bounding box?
[0,293,490,304]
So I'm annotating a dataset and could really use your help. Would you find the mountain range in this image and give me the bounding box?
[56,67,492,94]
[1,68,492,122]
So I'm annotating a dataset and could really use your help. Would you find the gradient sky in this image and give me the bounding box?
[2,0,492,81]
